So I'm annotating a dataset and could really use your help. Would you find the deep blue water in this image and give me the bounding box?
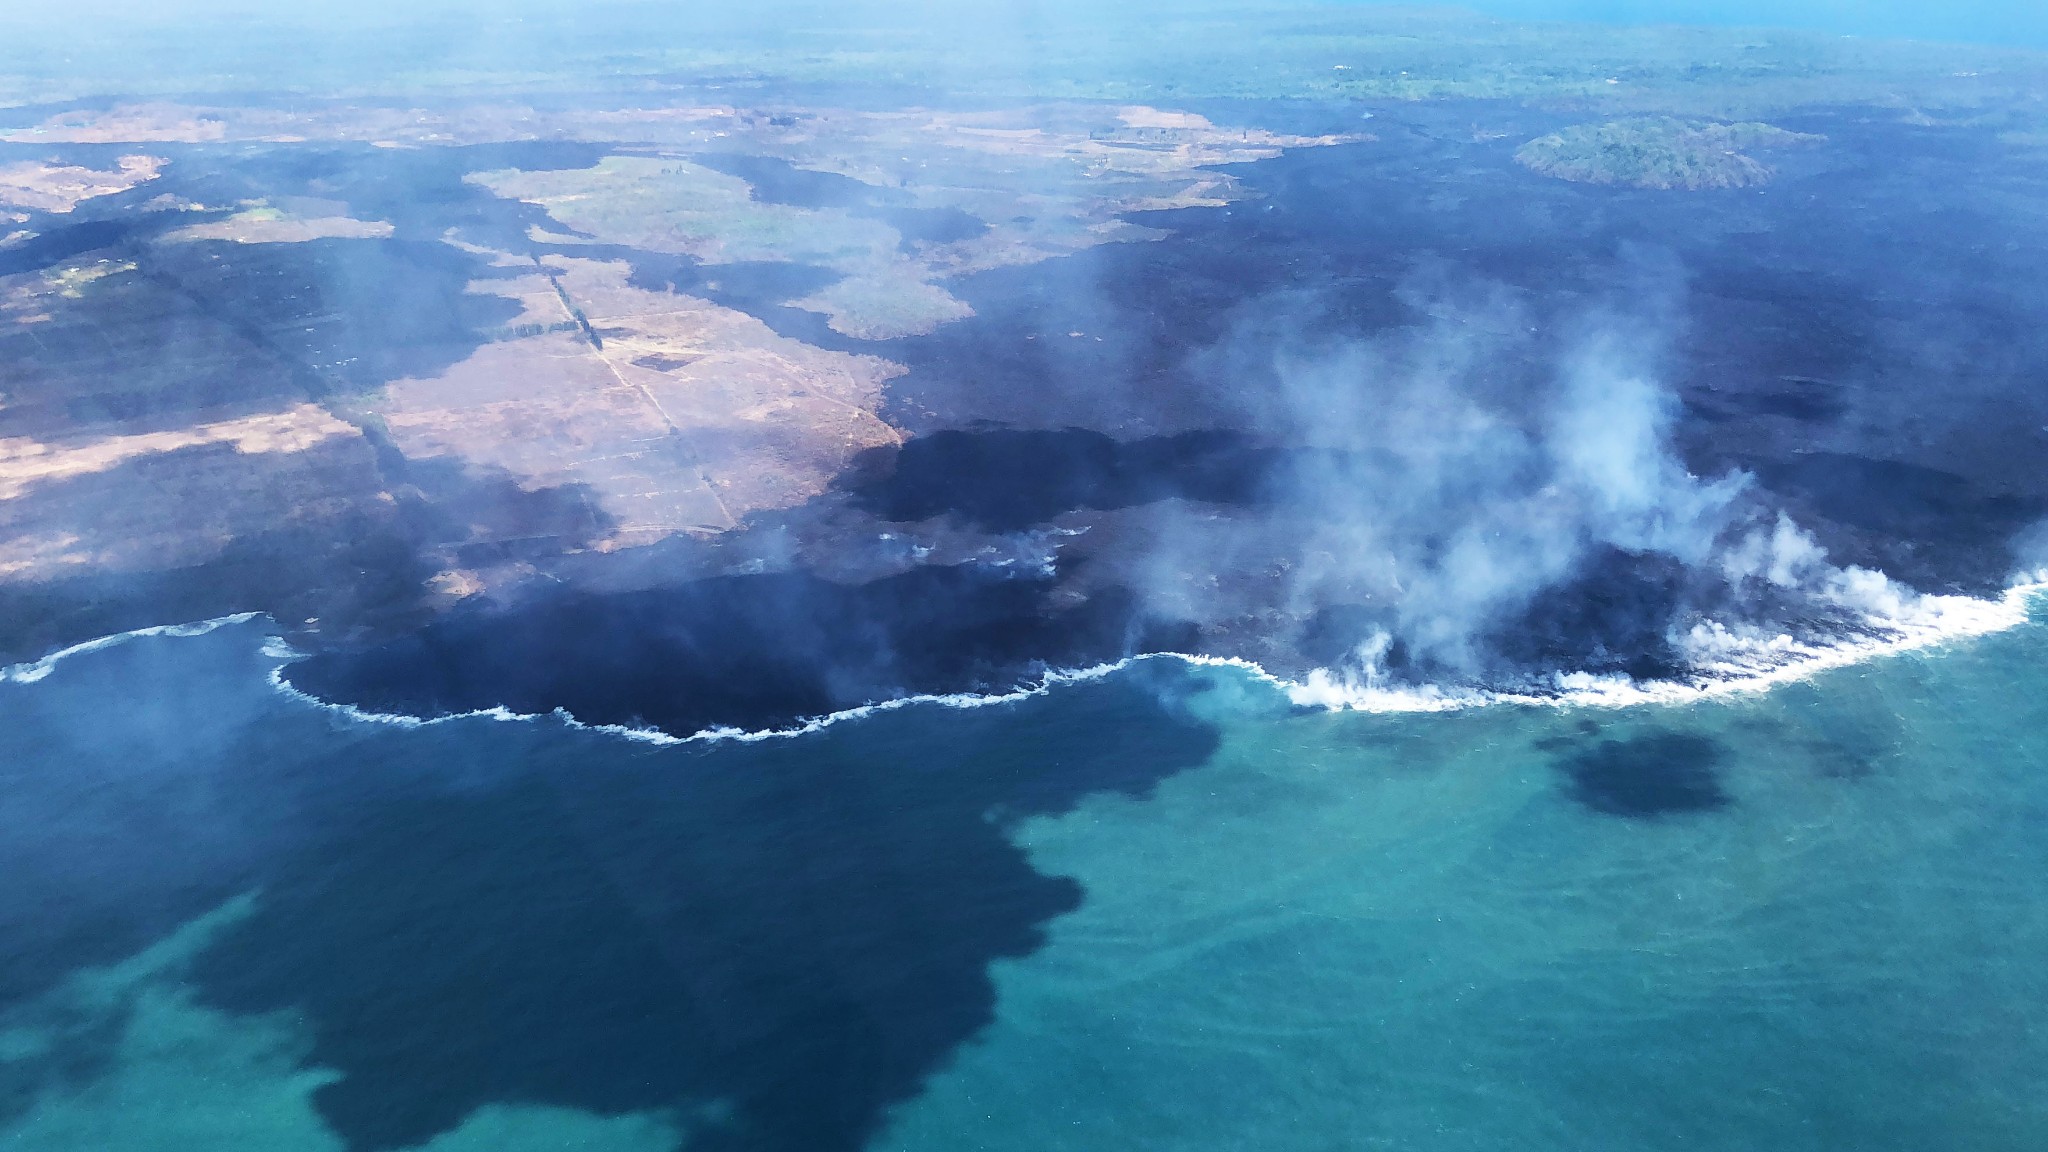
[3,600,2047,1150]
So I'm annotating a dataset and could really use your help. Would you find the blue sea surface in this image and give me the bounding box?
[1445,0,2048,48]
[3,599,2046,1150]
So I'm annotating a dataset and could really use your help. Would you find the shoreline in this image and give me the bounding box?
[10,578,2044,745]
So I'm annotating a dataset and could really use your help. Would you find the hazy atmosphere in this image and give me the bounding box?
[4,3,2047,1150]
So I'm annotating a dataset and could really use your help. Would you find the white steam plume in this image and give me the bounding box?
[1151,269,2000,700]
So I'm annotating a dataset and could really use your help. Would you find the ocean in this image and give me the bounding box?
[1452,0,2048,48]
[3,591,2046,1151]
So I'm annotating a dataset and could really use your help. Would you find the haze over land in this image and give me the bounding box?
[6,6,2048,1152]
[1463,0,2048,47]
[0,0,2044,723]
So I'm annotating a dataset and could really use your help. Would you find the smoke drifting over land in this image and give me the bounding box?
[2015,518,2048,582]
[3,0,2046,739]
[1130,262,1983,695]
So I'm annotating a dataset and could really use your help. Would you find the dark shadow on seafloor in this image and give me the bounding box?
[180,659,1221,1152]
[1553,731,1733,817]
[0,620,1223,1150]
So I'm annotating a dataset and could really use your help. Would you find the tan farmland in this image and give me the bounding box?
[375,257,905,547]
[0,404,359,501]
[0,155,164,214]
[162,206,396,244]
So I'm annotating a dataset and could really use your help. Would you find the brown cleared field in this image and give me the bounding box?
[0,404,357,501]
[375,256,904,547]
[0,96,1349,640]
[0,425,384,580]
[0,251,393,587]
[471,104,1355,338]
[161,205,396,244]
[474,156,973,340]
[0,257,308,440]
[0,155,164,214]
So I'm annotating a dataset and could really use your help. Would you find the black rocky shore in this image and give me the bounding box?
[9,103,2048,737]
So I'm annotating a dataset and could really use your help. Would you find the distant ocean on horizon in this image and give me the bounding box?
[1447,0,2048,48]
[4,593,2047,1151]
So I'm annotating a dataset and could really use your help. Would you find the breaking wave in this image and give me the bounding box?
[0,614,263,684]
[1289,576,2048,714]
[6,577,2044,744]
[260,658,1142,747]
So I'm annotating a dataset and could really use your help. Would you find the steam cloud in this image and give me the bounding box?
[1141,265,1978,697]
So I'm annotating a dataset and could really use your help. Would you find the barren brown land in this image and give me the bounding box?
[5,56,2027,681]
[375,255,904,550]
[0,154,163,213]
[0,94,1354,623]
[162,205,396,244]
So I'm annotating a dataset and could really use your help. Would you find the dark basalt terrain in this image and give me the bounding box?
[290,105,2048,734]
[7,14,2048,1152]
[8,101,2048,736]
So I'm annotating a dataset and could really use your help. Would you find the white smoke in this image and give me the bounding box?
[2014,517,2048,585]
[1153,271,1994,695]
[1239,289,1748,673]
[1546,334,1747,565]
[1720,511,1830,589]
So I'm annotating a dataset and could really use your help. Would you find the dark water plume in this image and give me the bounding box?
[1,621,1225,1151]
[1554,730,1734,817]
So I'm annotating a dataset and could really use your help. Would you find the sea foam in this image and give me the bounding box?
[7,581,2044,745]
[265,659,1144,747]
[0,613,263,685]
[271,577,2043,743]
[1287,578,2048,714]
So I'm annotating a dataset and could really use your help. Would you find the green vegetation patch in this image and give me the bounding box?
[473,156,970,340]
[1516,118,1824,190]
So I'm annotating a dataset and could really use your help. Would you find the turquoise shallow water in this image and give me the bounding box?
[885,603,2048,1150]
[3,597,2046,1150]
